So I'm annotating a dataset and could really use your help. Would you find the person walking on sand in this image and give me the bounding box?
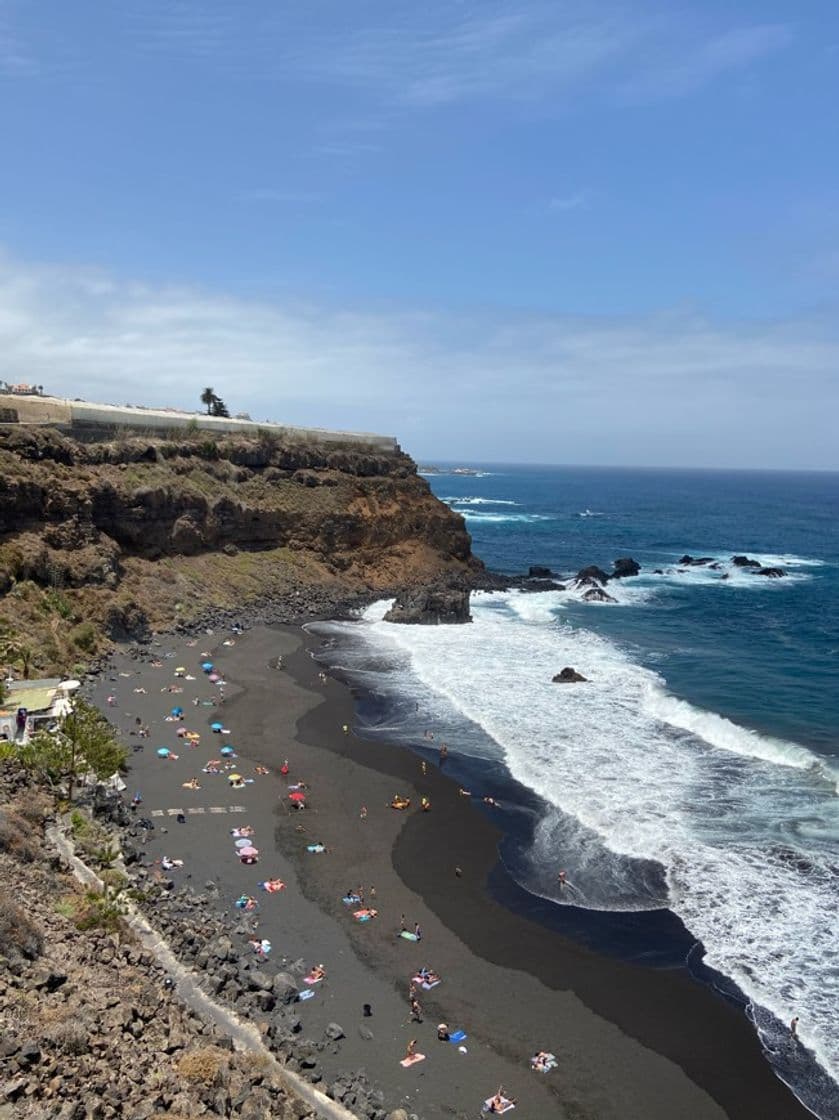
[400,914,406,932]
[557,870,568,889]
[405,1039,417,1060]
[421,759,427,776]
[409,996,423,1023]
[439,743,448,764]
[360,805,367,820]
[414,922,422,941]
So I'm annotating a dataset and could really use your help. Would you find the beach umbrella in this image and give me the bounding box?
[220,746,235,756]
[156,748,170,758]
[208,672,220,683]
[202,662,213,672]
[234,837,252,848]
[211,722,223,732]
[239,846,258,858]
[171,707,183,717]
[288,791,306,803]
[228,773,242,782]
[176,727,188,738]
[174,666,185,676]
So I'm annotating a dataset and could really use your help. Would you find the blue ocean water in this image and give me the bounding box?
[313,465,839,1118]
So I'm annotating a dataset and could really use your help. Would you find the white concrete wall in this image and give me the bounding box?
[0,395,398,453]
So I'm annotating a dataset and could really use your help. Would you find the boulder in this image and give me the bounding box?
[611,557,640,578]
[271,972,299,1005]
[520,578,562,593]
[582,587,617,603]
[678,555,714,566]
[383,585,471,625]
[732,555,761,568]
[754,566,785,578]
[576,565,610,584]
[528,565,553,578]
[324,1022,345,1041]
[553,667,587,683]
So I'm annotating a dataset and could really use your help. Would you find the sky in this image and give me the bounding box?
[1,0,838,468]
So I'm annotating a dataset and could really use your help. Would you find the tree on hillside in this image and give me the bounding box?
[0,699,127,803]
[200,387,217,414]
[210,397,230,418]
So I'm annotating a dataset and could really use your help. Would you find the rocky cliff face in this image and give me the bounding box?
[0,427,480,671]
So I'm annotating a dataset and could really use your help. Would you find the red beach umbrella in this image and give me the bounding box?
[288,791,306,803]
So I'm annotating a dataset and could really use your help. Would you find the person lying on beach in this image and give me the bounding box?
[248,938,271,957]
[530,1051,557,1072]
[160,857,183,870]
[203,762,221,774]
[260,879,286,893]
[235,895,259,911]
[308,964,326,981]
[354,908,378,920]
[421,797,431,812]
[240,853,259,865]
[458,788,471,797]
[133,687,147,694]
[391,795,411,810]
[415,967,441,985]
[487,1088,516,1113]
[231,826,254,838]
[182,778,201,790]
[254,766,270,775]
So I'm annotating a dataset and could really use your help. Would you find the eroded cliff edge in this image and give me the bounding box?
[0,427,480,672]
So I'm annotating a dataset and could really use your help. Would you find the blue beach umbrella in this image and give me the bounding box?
[202,662,213,672]
[156,747,170,758]
[220,746,235,757]
[171,707,183,717]
[211,721,223,732]
[234,837,251,848]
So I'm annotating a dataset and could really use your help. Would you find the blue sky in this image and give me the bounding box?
[1,0,838,467]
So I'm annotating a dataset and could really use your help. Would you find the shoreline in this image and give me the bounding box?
[90,622,814,1119]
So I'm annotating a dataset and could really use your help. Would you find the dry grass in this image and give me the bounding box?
[0,891,43,959]
[0,808,39,863]
[176,1046,228,1084]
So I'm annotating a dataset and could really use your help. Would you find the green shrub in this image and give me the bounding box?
[70,622,98,653]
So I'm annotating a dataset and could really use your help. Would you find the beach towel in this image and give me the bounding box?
[482,1099,515,1115]
[531,1054,557,1072]
[399,931,419,941]
[296,988,315,1002]
[353,909,377,921]
[306,844,325,853]
[303,974,323,985]
[448,1030,467,1043]
[342,895,361,905]
[399,1053,426,1067]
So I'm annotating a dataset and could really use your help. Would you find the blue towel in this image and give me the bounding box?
[449,1030,467,1043]
[297,989,315,1002]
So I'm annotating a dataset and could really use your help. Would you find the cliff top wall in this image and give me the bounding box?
[0,394,398,452]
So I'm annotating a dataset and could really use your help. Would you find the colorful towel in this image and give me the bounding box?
[296,989,315,1002]
[399,931,419,941]
[482,1100,515,1115]
[400,1053,426,1067]
[448,1030,467,1043]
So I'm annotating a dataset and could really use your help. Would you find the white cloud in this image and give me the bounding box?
[0,250,836,468]
[549,192,588,211]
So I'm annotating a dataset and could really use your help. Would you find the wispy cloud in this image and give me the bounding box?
[1,250,836,468]
[620,23,792,103]
[0,11,38,78]
[549,191,589,212]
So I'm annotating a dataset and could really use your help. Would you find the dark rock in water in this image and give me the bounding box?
[520,578,562,593]
[383,585,471,624]
[754,566,785,578]
[553,667,588,683]
[611,557,640,579]
[576,565,610,584]
[653,569,664,575]
[528,565,553,578]
[678,555,715,566]
[732,555,761,568]
[581,587,617,603]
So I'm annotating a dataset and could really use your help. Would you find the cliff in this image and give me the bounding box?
[0,426,480,673]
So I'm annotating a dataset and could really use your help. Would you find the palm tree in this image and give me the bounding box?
[200,387,217,414]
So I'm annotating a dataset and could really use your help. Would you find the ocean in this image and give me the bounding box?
[311,465,839,1119]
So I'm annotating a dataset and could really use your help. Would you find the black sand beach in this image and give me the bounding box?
[91,624,812,1120]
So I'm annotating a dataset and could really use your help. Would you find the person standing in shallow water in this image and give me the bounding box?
[790,1016,799,1039]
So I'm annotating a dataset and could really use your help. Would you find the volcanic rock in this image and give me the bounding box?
[581,587,617,603]
[611,557,640,578]
[528,565,553,578]
[754,567,785,578]
[732,555,761,568]
[678,556,715,566]
[553,667,588,683]
[576,565,610,584]
[383,585,471,624]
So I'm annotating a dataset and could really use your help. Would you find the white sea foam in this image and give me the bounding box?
[441,496,519,506]
[457,511,554,524]
[349,594,839,1092]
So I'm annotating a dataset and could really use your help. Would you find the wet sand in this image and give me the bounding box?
[92,623,810,1120]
